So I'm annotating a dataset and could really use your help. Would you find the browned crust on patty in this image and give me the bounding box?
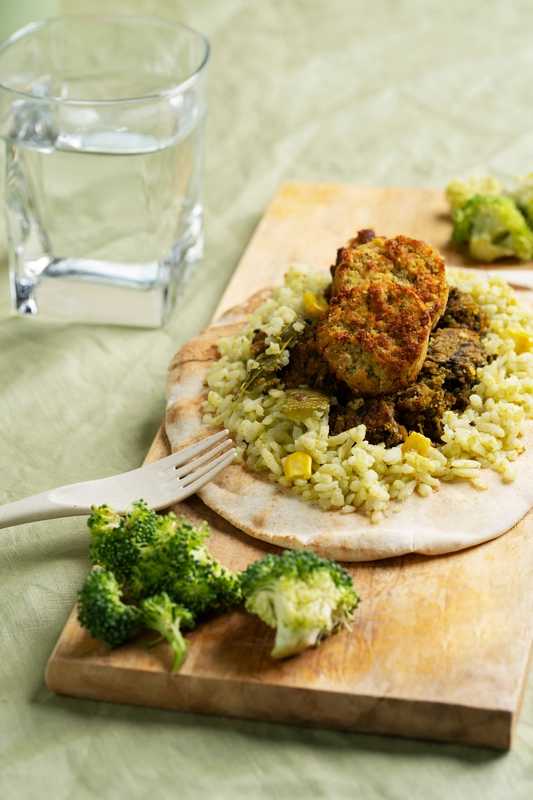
[316,281,432,396]
[332,235,448,328]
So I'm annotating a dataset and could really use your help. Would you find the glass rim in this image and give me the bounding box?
[0,13,210,106]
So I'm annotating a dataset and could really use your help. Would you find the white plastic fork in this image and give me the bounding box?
[0,430,236,529]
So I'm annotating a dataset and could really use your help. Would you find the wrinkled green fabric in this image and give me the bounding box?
[2,0,533,797]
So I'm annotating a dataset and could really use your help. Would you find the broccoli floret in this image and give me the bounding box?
[88,526,141,583]
[130,517,242,616]
[445,176,502,212]
[125,500,160,544]
[452,195,533,262]
[80,506,245,672]
[241,549,360,659]
[88,501,176,582]
[87,504,123,535]
[140,592,195,674]
[88,504,135,582]
[153,511,180,538]
[78,567,143,649]
[512,173,533,225]
[130,517,210,597]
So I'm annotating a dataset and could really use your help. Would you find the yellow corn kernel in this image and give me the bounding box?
[506,329,533,355]
[402,432,431,458]
[303,291,329,318]
[283,452,313,481]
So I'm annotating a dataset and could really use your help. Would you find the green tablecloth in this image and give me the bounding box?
[2,0,533,797]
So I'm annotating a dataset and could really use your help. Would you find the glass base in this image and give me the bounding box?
[10,234,203,328]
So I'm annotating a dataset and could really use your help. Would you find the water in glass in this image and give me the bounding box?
[0,17,209,327]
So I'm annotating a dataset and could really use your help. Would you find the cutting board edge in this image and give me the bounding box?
[45,652,514,750]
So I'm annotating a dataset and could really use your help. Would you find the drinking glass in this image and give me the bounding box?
[0,15,209,327]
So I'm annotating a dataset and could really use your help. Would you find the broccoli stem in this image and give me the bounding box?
[140,593,195,674]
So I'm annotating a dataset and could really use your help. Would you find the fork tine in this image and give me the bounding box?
[174,439,233,478]
[163,429,230,469]
[176,449,236,499]
[179,448,237,490]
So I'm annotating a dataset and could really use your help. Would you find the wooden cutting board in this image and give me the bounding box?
[45,182,533,750]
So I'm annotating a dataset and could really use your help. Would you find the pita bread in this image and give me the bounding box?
[166,290,533,562]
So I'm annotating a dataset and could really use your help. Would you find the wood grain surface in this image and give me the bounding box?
[46,182,533,750]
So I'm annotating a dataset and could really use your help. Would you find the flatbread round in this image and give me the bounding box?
[165,290,533,562]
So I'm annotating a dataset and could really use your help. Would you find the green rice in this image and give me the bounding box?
[202,265,533,522]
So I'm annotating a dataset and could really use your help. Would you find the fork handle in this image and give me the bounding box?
[0,483,98,529]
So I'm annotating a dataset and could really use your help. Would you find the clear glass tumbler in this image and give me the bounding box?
[0,15,209,327]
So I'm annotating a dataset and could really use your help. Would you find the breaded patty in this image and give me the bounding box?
[331,235,448,328]
[347,229,378,248]
[316,281,432,396]
[330,229,378,282]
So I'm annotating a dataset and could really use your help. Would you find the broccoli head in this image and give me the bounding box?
[452,195,533,262]
[130,516,242,617]
[80,505,244,672]
[140,592,195,674]
[512,173,533,225]
[241,549,360,659]
[445,176,502,212]
[124,500,160,544]
[87,504,123,534]
[77,567,143,649]
[88,525,141,584]
[88,501,177,582]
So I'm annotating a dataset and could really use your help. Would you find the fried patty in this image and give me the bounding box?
[392,326,487,441]
[331,235,448,328]
[419,326,487,408]
[437,286,489,333]
[329,397,407,447]
[394,382,450,443]
[347,229,378,248]
[316,281,432,396]
[327,326,487,444]
[250,247,485,445]
[329,229,379,286]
